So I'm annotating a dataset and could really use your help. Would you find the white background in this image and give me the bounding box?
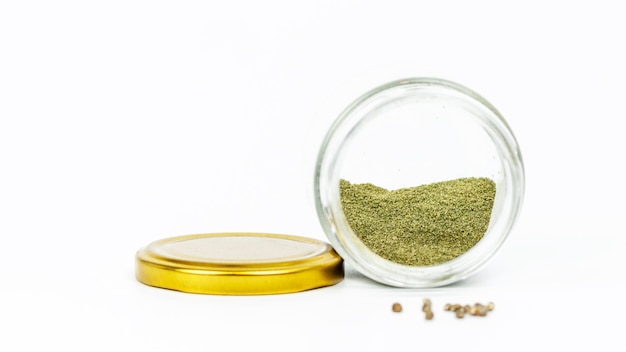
[1,1,625,351]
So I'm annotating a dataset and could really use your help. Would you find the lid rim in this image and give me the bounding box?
[135,233,344,295]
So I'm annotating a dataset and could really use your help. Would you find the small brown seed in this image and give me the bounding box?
[392,303,403,313]
[444,303,452,311]
[422,298,434,319]
[450,304,463,312]
[422,298,432,312]
[473,304,487,317]
[455,308,466,318]
[486,302,495,311]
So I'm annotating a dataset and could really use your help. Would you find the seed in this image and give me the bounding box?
[444,303,452,311]
[472,304,488,316]
[422,298,434,319]
[486,302,495,311]
[392,303,403,313]
[422,298,432,312]
[449,304,463,312]
[455,308,466,318]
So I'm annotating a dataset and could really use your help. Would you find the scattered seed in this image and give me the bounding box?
[476,304,488,316]
[449,304,463,312]
[391,300,494,319]
[455,308,466,319]
[422,298,432,311]
[422,298,434,320]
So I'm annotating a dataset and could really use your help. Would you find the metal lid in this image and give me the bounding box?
[135,233,344,295]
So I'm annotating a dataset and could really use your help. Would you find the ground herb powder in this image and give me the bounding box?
[339,177,496,266]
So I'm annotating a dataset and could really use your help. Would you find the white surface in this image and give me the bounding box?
[1,1,624,351]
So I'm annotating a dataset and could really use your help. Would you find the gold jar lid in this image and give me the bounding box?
[135,233,344,295]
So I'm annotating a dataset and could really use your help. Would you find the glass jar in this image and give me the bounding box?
[314,77,524,288]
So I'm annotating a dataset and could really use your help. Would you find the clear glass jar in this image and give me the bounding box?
[314,77,525,287]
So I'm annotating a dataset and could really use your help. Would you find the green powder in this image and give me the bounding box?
[339,177,496,266]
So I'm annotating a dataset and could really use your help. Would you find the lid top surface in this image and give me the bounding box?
[152,234,327,264]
